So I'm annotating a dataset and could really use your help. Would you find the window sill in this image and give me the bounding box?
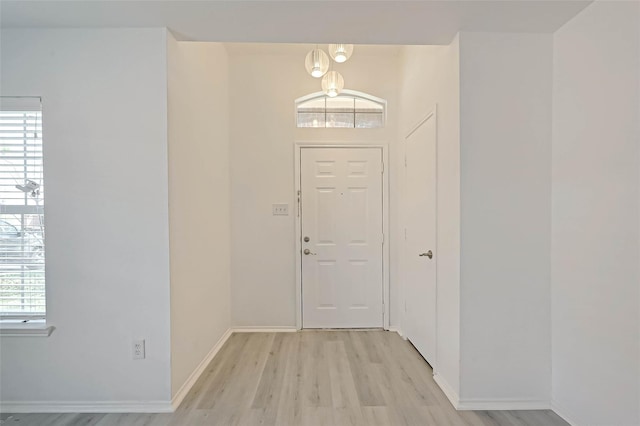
[0,320,54,337]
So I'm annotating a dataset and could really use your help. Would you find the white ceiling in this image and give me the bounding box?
[223,43,402,56]
[0,0,592,45]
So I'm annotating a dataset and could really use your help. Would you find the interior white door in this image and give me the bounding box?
[404,115,437,364]
[301,147,384,328]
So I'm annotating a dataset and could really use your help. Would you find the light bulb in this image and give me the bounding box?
[322,71,344,98]
[305,49,329,78]
[328,44,354,63]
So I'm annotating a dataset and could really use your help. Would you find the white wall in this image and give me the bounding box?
[551,1,640,424]
[0,29,172,405]
[228,45,400,327]
[397,39,461,396]
[167,37,231,398]
[458,32,553,404]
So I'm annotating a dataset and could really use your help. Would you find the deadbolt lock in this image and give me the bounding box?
[304,236,310,242]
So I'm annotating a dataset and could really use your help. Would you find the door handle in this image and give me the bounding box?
[303,249,317,256]
[419,250,433,259]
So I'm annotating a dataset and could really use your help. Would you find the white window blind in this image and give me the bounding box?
[0,97,45,318]
[296,91,386,129]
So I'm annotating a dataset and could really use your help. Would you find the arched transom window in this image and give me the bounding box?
[295,90,386,129]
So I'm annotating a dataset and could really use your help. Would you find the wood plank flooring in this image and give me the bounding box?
[1,330,568,426]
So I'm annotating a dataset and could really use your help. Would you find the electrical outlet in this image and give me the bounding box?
[133,339,145,360]
[272,203,289,216]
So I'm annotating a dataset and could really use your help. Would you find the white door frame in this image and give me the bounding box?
[294,142,390,330]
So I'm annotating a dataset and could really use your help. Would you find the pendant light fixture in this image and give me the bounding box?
[305,47,330,78]
[328,44,354,63]
[322,70,344,97]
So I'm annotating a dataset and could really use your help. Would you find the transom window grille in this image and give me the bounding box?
[296,91,386,129]
[0,97,45,318]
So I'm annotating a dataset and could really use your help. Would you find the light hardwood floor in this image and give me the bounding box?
[1,330,568,426]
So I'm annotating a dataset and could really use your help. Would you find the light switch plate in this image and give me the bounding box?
[272,204,289,216]
[133,339,145,360]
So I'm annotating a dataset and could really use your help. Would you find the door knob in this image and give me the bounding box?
[303,249,316,256]
[419,250,433,259]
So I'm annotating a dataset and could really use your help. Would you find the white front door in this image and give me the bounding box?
[301,147,384,328]
[404,114,437,364]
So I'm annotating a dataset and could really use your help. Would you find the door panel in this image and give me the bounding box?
[301,147,383,328]
[404,116,437,364]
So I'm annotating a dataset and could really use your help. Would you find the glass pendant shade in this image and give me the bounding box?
[322,71,345,98]
[328,44,354,63]
[305,49,330,78]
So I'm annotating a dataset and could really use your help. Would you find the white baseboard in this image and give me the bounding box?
[171,327,295,410]
[2,326,235,414]
[387,326,406,339]
[551,400,579,426]
[231,326,298,333]
[0,400,173,413]
[457,397,550,411]
[433,373,460,408]
[2,327,300,414]
[171,327,233,411]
